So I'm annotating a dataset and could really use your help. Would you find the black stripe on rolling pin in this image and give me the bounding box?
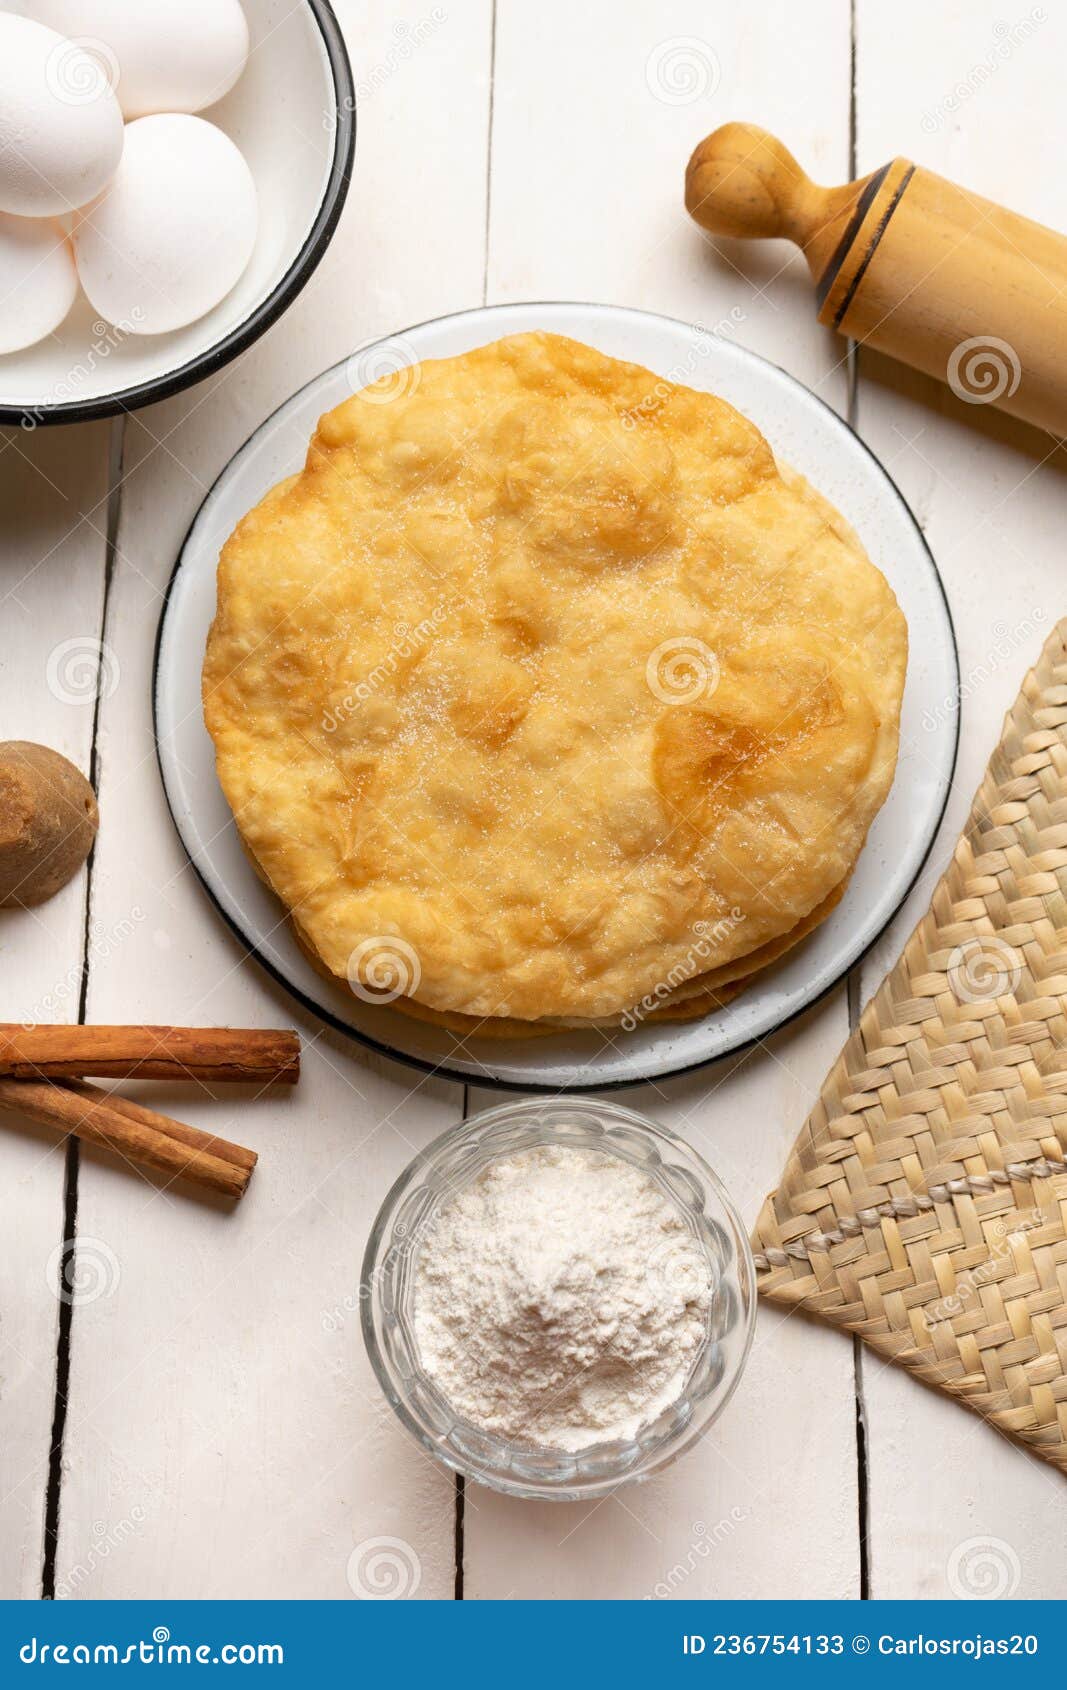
[831,164,916,331]
[814,163,890,312]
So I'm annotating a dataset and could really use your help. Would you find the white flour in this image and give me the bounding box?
[413,1144,712,1452]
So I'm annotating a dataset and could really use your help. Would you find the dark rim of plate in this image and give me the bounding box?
[0,0,356,428]
[153,301,961,1095]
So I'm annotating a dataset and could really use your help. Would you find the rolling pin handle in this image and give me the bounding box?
[684,122,821,247]
[685,119,1067,439]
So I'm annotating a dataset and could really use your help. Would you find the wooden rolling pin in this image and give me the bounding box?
[685,122,1067,436]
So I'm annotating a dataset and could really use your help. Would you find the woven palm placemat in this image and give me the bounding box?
[754,618,1067,1473]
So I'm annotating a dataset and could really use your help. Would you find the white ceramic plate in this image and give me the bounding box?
[0,0,353,424]
[155,301,959,1091]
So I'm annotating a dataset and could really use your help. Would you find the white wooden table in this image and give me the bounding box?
[4,0,1067,1602]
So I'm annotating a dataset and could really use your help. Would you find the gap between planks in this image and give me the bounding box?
[455,0,498,1602]
[845,0,871,1602]
[40,413,126,1599]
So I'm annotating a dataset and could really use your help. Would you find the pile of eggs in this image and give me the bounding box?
[0,1,257,354]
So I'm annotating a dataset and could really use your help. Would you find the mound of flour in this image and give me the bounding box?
[412,1144,712,1452]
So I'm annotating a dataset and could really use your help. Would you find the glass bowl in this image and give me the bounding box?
[361,1098,756,1500]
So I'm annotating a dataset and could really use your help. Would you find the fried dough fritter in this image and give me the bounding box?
[203,332,906,1025]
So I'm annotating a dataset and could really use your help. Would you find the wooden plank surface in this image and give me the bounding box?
[463,0,862,1601]
[0,423,110,1595]
[853,0,1067,1600]
[48,0,492,1600]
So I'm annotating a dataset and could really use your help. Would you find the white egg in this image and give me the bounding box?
[30,0,250,120]
[73,114,258,335]
[0,213,79,354]
[0,14,123,217]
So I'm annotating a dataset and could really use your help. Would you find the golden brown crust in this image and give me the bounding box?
[204,332,907,1024]
[382,875,848,1037]
[386,971,753,1038]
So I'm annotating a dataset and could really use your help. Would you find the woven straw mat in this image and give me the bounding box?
[754,619,1067,1473]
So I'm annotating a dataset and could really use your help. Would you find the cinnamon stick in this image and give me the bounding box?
[0,1077,256,1199]
[63,1082,258,1172]
[0,1024,299,1085]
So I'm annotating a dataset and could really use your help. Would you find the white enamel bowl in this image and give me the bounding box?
[0,0,354,426]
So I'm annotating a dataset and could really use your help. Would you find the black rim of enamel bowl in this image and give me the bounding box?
[0,0,356,428]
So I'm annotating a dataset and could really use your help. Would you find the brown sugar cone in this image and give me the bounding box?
[0,742,98,907]
[754,618,1067,1474]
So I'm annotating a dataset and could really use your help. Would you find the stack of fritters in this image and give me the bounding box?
[203,333,907,1037]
